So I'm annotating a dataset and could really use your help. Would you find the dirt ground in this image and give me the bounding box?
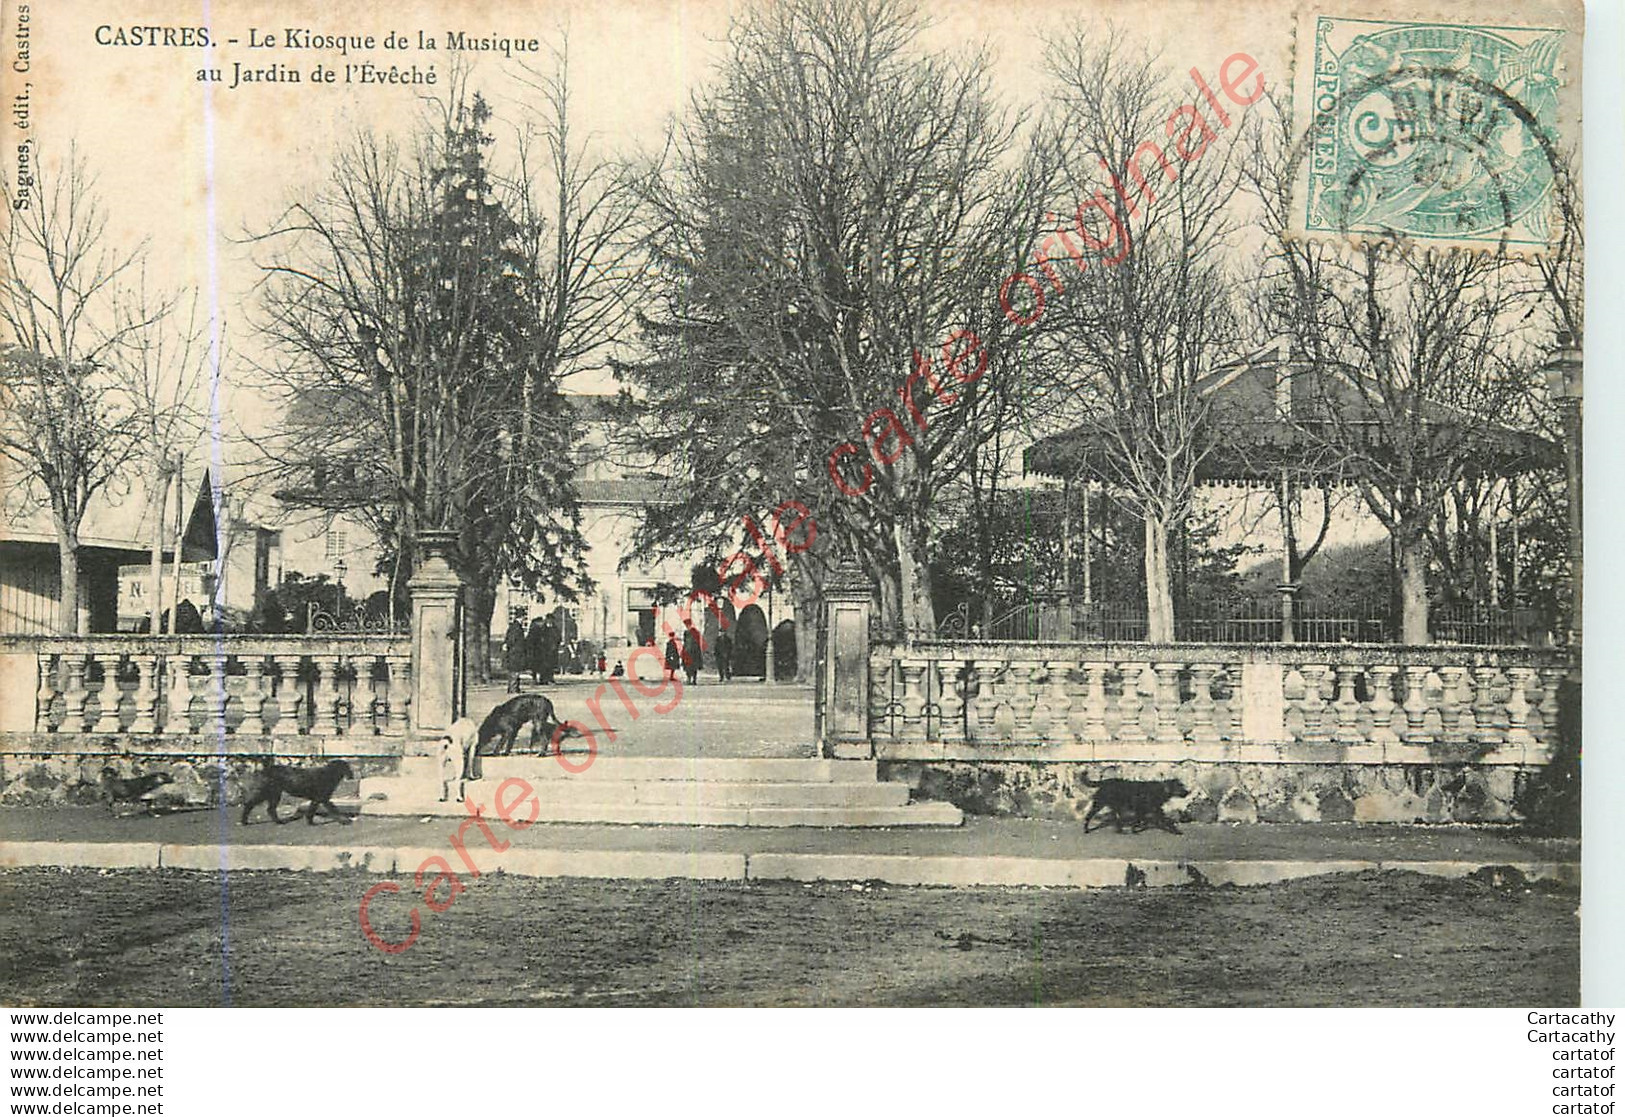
[0,867,1578,1007]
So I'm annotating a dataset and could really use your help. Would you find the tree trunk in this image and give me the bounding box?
[1143,513,1174,642]
[877,564,901,637]
[893,518,935,637]
[790,563,819,684]
[166,465,185,635]
[464,581,496,685]
[1398,534,1430,645]
[53,513,82,636]
[147,467,170,633]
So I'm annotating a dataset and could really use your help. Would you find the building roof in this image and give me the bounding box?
[1026,341,1562,486]
[0,471,226,561]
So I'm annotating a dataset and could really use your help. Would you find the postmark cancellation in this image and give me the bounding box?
[1290,13,1576,255]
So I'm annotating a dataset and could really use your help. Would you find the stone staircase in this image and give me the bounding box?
[358,755,962,828]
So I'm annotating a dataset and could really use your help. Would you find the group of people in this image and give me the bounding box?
[502,616,565,692]
[660,627,733,686]
[504,613,740,690]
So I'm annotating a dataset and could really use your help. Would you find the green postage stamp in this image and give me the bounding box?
[1291,15,1568,252]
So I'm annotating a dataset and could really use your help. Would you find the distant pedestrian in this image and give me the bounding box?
[611,660,625,679]
[663,633,682,682]
[682,627,702,687]
[502,619,526,693]
[539,620,559,685]
[596,652,607,677]
[715,631,734,682]
[526,617,547,685]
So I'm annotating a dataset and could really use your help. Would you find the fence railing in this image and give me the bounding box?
[10,634,412,739]
[866,639,1568,761]
[934,598,1551,647]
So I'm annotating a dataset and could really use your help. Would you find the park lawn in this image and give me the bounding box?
[0,867,1578,1007]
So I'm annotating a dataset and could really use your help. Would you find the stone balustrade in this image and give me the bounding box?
[864,640,1571,766]
[4,634,412,742]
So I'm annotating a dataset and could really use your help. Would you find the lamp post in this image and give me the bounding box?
[1543,332,1582,647]
[335,559,348,619]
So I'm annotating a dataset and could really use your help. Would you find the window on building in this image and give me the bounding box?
[325,527,347,563]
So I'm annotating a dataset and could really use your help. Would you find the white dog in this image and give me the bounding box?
[441,717,480,801]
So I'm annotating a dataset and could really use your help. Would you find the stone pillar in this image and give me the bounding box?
[819,557,873,760]
[1277,582,1300,644]
[408,530,467,747]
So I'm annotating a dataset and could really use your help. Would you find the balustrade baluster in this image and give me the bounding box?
[1533,666,1567,751]
[1436,666,1469,746]
[1008,663,1038,739]
[311,655,342,736]
[1401,666,1432,744]
[1074,662,1108,742]
[937,660,966,741]
[1505,667,1535,748]
[1330,666,1362,744]
[1367,665,1399,746]
[272,655,304,735]
[202,655,230,733]
[385,655,410,735]
[35,653,59,731]
[239,654,269,736]
[868,652,896,738]
[1298,664,1331,744]
[165,653,194,734]
[62,656,89,732]
[1041,661,1074,743]
[1190,663,1220,745]
[90,654,121,733]
[899,659,927,739]
[361,656,385,735]
[1452,665,1480,744]
[971,662,1003,740]
[1116,663,1148,743]
[129,655,160,734]
[1151,663,1183,744]
[1471,667,1503,746]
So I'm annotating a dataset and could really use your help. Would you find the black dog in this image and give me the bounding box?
[240,759,354,825]
[476,694,565,757]
[1081,775,1189,834]
[100,767,174,814]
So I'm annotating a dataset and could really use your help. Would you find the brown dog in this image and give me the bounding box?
[476,694,564,758]
[240,759,354,825]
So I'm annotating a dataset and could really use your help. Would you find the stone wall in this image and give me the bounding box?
[881,759,1531,824]
[0,736,401,809]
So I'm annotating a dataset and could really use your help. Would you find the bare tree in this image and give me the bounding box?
[246,63,636,675]
[1035,30,1246,640]
[111,276,208,632]
[1241,100,1560,644]
[629,0,1057,636]
[0,148,150,633]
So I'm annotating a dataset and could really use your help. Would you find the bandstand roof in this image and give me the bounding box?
[1024,341,1562,487]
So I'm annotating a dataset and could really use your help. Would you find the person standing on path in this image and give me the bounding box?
[663,632,683,682]
[502,619,527,693]
[539,619,559,685]
[682,626,703,687]
[526,617,547,685]
[714,631,733,682]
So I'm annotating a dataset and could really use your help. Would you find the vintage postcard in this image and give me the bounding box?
[0,0,1589,1029]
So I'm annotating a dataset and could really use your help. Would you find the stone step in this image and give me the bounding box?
[476,756,879,783]
[359,777,909,809]
[355,797,962,827]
